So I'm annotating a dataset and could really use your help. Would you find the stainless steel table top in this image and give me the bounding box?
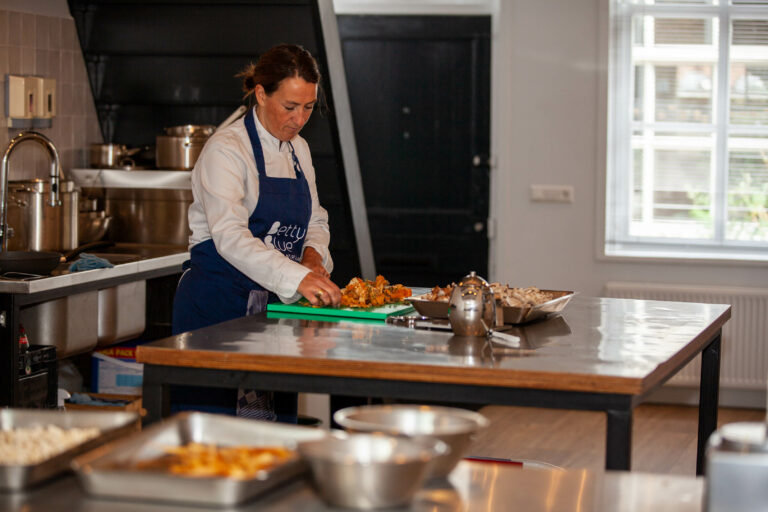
[0,462,704,512]
[138,296,730,395]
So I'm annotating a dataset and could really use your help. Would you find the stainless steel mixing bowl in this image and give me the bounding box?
[334,404,490,477]
[298,432,446,510]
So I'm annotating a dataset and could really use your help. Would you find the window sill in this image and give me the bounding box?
[602,242,768,267]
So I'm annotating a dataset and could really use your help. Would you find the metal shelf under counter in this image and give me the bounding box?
[0,244,187,407]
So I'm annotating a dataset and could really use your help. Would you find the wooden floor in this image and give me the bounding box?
[469,404,765,475]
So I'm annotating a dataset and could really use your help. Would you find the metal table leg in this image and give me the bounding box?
[606,408,632,470]
[697,330,721,475]
[141,364,169,425]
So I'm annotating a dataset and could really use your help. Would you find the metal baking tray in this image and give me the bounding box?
[409,290,575,325]
[72,411,327,507]
[0,408,139,491]
[408,295,450,319]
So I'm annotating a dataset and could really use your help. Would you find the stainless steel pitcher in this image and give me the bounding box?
[448,271,496,336]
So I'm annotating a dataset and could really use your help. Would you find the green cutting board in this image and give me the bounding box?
[266,301,414,321]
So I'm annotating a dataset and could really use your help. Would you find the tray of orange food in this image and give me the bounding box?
[72,412,327,507]
[267,275,414,321]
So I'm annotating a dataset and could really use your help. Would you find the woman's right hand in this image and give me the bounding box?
[298,272,342,307]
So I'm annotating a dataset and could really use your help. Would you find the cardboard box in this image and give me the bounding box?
[65,392,143,414]
[91,343,144,395]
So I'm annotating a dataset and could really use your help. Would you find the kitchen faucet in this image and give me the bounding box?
[0,132,62,251]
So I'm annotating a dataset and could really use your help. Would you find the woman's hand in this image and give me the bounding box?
[298,271,341,307]
[300,246,329,278]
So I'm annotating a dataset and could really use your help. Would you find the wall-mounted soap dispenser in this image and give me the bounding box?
[5,74,57,129]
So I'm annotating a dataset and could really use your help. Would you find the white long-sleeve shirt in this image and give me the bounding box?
[187,109,333,303]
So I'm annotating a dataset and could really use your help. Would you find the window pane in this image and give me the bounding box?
[632,149,643,221]
[632,16,716,123]
[655,18,713,44]
[628,146,713,239]
[655,65,713,122]
[727,149,768,241]
[733,19,768,45]
[633,66,644,121]
[730,64,768,124]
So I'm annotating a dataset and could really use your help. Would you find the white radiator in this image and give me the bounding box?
[603,282,768,390]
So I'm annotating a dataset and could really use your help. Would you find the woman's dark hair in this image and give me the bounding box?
[237,44,324,108]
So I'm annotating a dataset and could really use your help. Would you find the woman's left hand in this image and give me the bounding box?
[301,246,329,278]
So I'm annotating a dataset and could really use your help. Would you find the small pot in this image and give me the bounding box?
[6,180,78,252]
[163,124,215,137]
[156,125,215,170]
[90,144,143,169]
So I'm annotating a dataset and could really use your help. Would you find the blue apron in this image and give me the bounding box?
[172,108,311,332]
[171,108,311,419]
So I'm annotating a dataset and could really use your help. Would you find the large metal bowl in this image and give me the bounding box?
[298,432,446,510]
[78,211,112,244]
[334,405,489,477]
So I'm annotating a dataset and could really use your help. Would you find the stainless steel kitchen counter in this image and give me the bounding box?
[0,462,704,512]
[0,244,188,294]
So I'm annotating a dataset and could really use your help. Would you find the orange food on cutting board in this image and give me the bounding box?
[340,275,412,308]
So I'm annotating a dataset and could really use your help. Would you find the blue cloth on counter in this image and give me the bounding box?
[68,253,114,272]
[67,392,129,407]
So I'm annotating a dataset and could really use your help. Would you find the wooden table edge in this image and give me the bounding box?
[137,345,646,395]
[640,305,731,392]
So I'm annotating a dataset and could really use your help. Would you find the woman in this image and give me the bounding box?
[171,44,342,419]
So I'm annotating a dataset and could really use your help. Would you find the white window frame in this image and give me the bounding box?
[605,0,768,263]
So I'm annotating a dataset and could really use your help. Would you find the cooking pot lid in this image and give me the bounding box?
[9,179,76,192]
[163,124,216,137]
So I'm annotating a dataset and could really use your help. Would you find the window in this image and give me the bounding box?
[606,0,768,261]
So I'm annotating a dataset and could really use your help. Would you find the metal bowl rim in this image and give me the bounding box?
[298,432,447,466]
[334,405,490,436]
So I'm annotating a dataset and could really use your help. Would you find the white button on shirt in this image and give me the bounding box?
[187,108,333,303]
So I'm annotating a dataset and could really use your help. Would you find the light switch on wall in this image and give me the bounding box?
[530,184,575,203]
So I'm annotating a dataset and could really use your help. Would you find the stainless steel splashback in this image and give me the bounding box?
[71,169,191,247]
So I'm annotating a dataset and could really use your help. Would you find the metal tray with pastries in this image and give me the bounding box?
[408,287,575,325]
[71,411,327,507]
[0,409,139,491]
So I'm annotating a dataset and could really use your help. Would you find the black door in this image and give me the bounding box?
[338,15,491,287]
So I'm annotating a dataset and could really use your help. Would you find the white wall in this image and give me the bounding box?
[491,0,768,296]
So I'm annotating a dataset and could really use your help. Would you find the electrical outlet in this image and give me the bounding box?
[530,184,574,203]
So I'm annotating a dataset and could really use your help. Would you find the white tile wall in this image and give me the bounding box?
[0,9,102,181]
